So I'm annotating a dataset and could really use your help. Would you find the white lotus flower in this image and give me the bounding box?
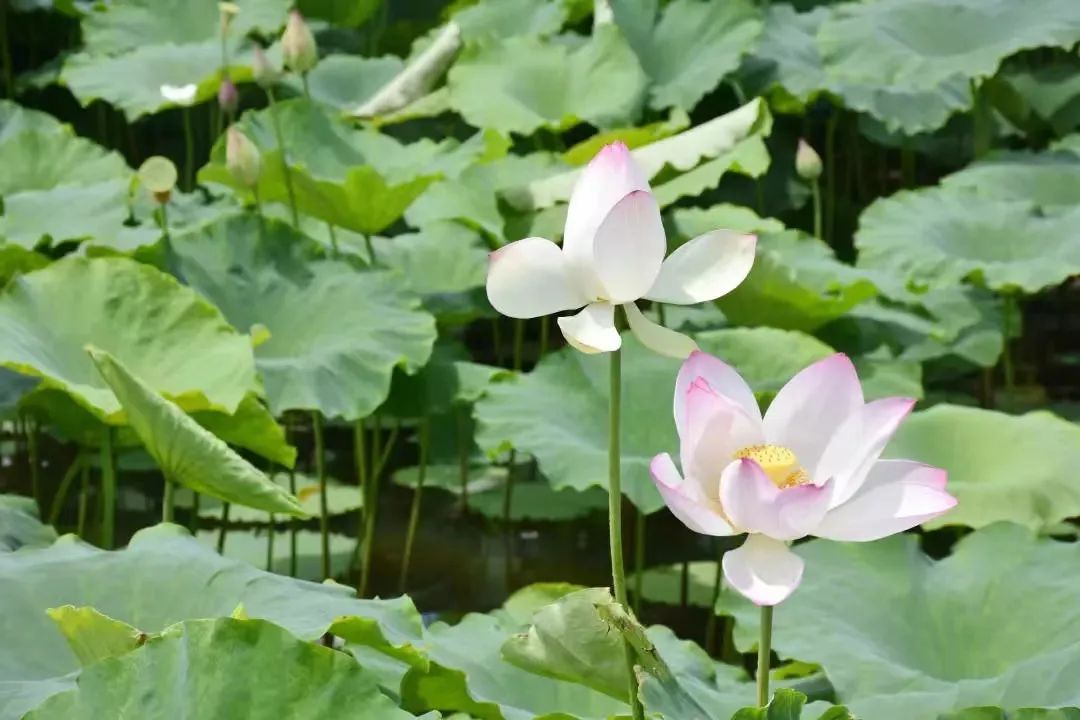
[651,352,957,606]
[160,84,198,106]
[485,142,757,358]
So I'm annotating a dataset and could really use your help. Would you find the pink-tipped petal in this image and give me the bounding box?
[556,302,620,354]
[816,397,917,508]
[590,190,666,303]
[815,461,955,541]
[645,230,757,305]
[763,354,863,472]
[718,459,829,540]
[651,453,736,536]
[623,302,697,359]
[680,383,762,490]
[722,534,804,607]
[563,142,650,271]
[675,351,761,436]
[486,237,588,318]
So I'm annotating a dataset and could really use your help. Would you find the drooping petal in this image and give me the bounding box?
[645,230,757,305]
[556,302,620,354]
[680,383,763,493]
[651,453,736,536]
[623,302,697,359]
[486,237,588,319]
[590,190,666,303]
[815,461,955,541]
[815,397,917,508]
[718,459,830,540]
[675,351,762,437]
[762,353,863,472]
[722,534,804,607]
[563,142,650,273]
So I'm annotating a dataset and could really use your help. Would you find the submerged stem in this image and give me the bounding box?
[100,426,116,549]
[757,605,774,706]
[811,179,822,240]
[288,468,298,577]
[608,339,644,720]
[313,411,329,579]
[217,503,230,553]
[0,0,13,99]
[1001,292,1017,391]
[27,418,40,513]
[398,417,430,593]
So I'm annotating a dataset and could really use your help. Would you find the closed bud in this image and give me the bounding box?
[137,156,178,204]
[281,10,317,74]
[219,2,239,35]
[226,125,262,188]
[252,46,278,88]
[795,139,822,181]
[218,74,239,116]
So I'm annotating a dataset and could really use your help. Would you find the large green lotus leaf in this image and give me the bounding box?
[945,710,1080,720]
[0,524,426,706]
[0,180,159,250]
[884,405,1080,531]
[474,328,835,513]
[737,5,969,134]
[561,108,690,166]
[195,528,356,582]
[380,341,507,419]
[0,101,66,142]
[80,0,288,54]
[192,393,297,468]
[302,54,404,111]
[399,613,628,719]
[939,151,1080,210]
[0,495,56,553]
[0,256,257,421]
[1003,61,1080,136]
[168,214,436,420]
[60,43,261,120]
[25,617,415,720]
[199,99,455,234]
[509,98,770,211]
[671,203,785,239]
[729,690,852,720]
[87,348,303,516]
[716,229,877,332]
[613,0,762,111]
[0,245,49,286]
[721,524,1080,719]
[855,188,1080,295]
[818,0,1080,93]
[453,0,567,41]
[0,130,128,195]
[445,25,647,136]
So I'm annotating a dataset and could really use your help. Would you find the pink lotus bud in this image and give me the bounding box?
[218,74,239,116]
[796,139,822,181]
[226,125,261,188]
[281,10,317,74]
[252,46,278,88]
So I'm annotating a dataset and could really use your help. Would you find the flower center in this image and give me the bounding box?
[734,444,811,489]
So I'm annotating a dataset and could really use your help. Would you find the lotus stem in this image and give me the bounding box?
[265,87,300,229]
[162,477,174,523]
[757,605,774,706]
[48,453,84,527]
[217,503,230,553]
[252,186,266,239]
[679,558,689,608]
[492,318,504,366]
[189,491,200,533]
[266,513,275,571]
[100,425,116,549]
[159,200,171,241]
[811,179,822,240]
[327,223,340,257]
[364,234,377,266]
[288,468,298,576]
[353,419,368,570]
[456,406,470,513]
[538,316,550,357]
[705,541,724,656]
[608,335,644,720]
[360,415,391,597]
[633,508,645,613]
[971,79,992,159]
[900,143,915,187]
[398,417,430,593]
[313,411,330,579]
[182,108,195,191]
[27,417,40,514]
[1001,293,1017,391]
[0,0,12,98]
[76,460,89,538]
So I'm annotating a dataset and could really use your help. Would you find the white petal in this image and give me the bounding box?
[675,351,762,437]
[590,190,666,303]
[486,237,587,319]
[645,230,757,304]
[815,397,916,508]
[556,302,620,354]
[815,461,955,541]
[722,534,804,607]
[563,142,650,276]
[651,453,735,536]
[623,302,697,359]
[160,83,197,105]
[680,386,762,495]
[762,354,863,472]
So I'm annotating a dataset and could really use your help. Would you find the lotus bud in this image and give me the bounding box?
[219,1,240,35]
[281,10,318,74]
[137,156,178,204]
[795,139,822,181]
[226,125,262,188]
[252,46,278,88]
[218,74,239,116]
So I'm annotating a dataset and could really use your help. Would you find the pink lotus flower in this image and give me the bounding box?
[651,351,956,606]
[485,142,756,358]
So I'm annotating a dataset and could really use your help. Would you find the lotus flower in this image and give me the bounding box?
[225,125,261,188]
[485,142,756,358]
[160,83,197,106]
[282,9,318,74]
[651,352,956,606]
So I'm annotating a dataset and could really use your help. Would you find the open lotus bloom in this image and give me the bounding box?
[485,142,756,358]
[160,83,198,106]
[651,352,957,606]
